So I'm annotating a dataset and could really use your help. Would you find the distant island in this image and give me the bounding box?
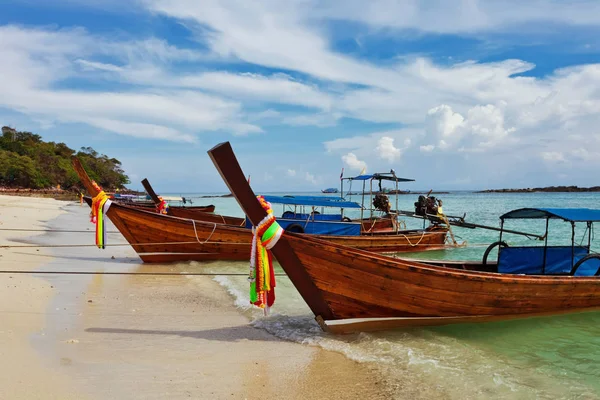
[478,186,600,193]
[346,191,449,196]
[199,193,233,198]
[0,126,130,197]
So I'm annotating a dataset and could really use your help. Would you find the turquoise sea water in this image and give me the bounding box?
[170,191,600,399]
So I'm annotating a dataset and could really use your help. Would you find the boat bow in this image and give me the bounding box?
[208,142,335,322]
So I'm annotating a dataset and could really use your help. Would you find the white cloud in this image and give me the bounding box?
[313,0,600,34]
[427,104,465,138]
[325,135,378,153]
[463,104,515,142]
[0,25,263,141]
[541,152,566,163]
[76,59,124,72]
[177,72,333,109]
[83,118,196,142]
[422,103,516,152]
[342,153,367,172]
[251,109,281,121]
[287,169,296,177]
[376,137,402,162]
[5,1,600,188]
[305,172,318,185]
[325,129,418,175]
[5,7,600,146]
[283,112,342,127]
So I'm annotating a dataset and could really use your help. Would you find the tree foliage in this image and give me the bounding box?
[0,126,130,190]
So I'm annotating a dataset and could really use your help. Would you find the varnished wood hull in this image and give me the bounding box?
[287,234,600,330]
[104,203,448,262]
[136,178,218,216]
[105,202,251,263]
[75,158,447,263]
[150,204,215,213]
[84,197,447,262]
[123,202,216,214]
[314,227,446,253]
[360,217,394,232]
[182,206,448,253]
[166,207,243,225]
[208,141,600,332]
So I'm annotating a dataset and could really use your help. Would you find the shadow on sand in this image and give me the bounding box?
[85,326,280,342]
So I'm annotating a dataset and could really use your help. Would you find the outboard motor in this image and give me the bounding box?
[414,195,439,216]
[373,194,391,213]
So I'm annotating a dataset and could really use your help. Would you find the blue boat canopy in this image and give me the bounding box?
[262,195,362,209]
[343,173,414,182]
[500,208,600,222]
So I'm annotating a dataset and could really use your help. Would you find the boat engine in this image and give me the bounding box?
[373,194,391,213]
[414,195,440,216]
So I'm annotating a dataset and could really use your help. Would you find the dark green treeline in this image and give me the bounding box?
[0,126,129,190]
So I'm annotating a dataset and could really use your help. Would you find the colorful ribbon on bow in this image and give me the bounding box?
[249,196,284,310]
[90,181,112,249]
[156,196,169,215]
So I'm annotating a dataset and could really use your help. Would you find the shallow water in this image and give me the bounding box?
[177,191,600,399]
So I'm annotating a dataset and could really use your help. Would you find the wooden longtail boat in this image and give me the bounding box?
[82,190,446,261]
[113,183,216,214]
[75,158,445,262]
[208,141,600,333]
[141,177,409,234]
[129,202,216,214]
[74,158,251,263]
[140,178,241,224]
[143,169,449,248]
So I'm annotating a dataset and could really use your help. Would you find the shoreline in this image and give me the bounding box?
[2,194,395,399]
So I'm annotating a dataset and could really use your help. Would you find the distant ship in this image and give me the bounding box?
[321,187,339,193]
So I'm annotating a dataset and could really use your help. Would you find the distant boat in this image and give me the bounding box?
[321,187,339,193]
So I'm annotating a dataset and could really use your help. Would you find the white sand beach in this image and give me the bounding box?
[0,195,82,399]
[0,195,391,399]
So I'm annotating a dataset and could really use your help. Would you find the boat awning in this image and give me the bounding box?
[500,208,600,222]
[262,195,362,209]
[343,173,414,182]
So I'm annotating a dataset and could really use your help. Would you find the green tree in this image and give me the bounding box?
[0,126,130,190]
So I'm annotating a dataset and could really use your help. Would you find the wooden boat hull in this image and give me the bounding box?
[207,141,600,332]
[360,217,395,232]
[314,227,446,253]
[104,202,251,263]
[137,178,218,217]
[166,207,242,224]
[75,159,447,263]
[289,235,600,331]
[142,203,215,213]
[122,202,216,214]
[175,205,448,253]
[84,197,446,262]
[289,235,600,318]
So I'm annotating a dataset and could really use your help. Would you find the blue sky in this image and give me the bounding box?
[2,0,600,193]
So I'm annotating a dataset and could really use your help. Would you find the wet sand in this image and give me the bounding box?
[0,195,392,399]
